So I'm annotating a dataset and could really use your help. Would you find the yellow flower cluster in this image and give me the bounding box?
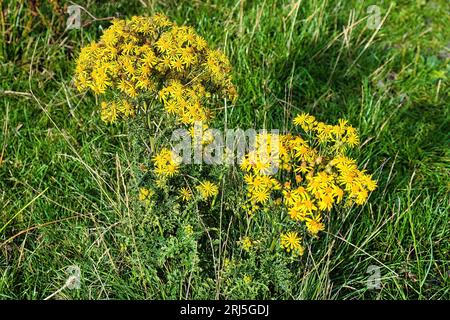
[243,274,252,284]
[293,113,360,150]
[138,187,153,201]
[240,114,377,254]
[74,14,237,125]
[241,174,281,215]
[239,236,253,252]
[100,100,135,124]
[177,181,219,201]
[152,148,181,177]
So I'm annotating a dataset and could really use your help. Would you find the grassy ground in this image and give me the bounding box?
[0,0,449,299]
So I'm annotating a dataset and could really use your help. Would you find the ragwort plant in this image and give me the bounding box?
[73,13,378,298]
[74,13,237,297]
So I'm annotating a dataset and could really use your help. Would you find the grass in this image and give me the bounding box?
[0,0,449,299]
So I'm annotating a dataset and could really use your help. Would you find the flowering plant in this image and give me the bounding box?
[241,113,377,255]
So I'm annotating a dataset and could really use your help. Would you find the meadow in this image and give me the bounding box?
[0,0,449,299]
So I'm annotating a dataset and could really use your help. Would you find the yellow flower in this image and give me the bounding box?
[123,42,137,56]
[288,206,308,221]
[292,186,309,200]
[306,216,325,235]
[179,187,193,202]
[239,236,253,252]
[155,35,173,53]
[354,189,368,205]
[343,127,359,147]
[184,224,194,235]
[197,180,219,199]
[359,173,377,191]
[280,231,304,255]
[100,101,118,124]
[152,148,181,177]
[293,113,308,127]
[332,185,344,203]
[300,199,317,212]
[318,194,334,211]
[251,188,270,204]
[337,168,357,186]
[293,113,316,131]
[194,35,207,50]
[179,47,196,66]
[243,274,252,284]
[139,187,153,201]
[170,56,184,71]
[117,99,135,117]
